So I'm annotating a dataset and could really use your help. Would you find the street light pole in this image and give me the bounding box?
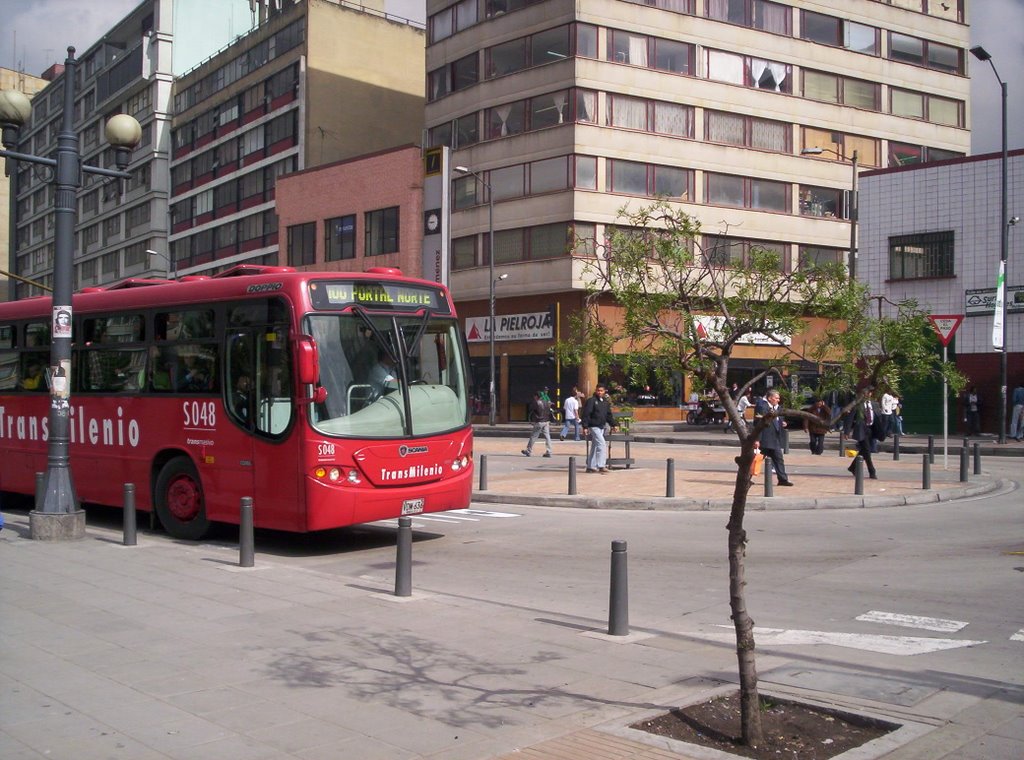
[147,248,175,279]
[971,45,1009,444]
[1,47,141,537]
[454,165,500,425]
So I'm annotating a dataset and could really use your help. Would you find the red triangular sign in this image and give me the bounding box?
[928,314,963,346]
[467,323,482,340]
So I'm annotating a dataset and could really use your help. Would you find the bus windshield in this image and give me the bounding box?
[306,313,468,438]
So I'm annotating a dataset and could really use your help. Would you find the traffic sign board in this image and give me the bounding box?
[928,314,963,346]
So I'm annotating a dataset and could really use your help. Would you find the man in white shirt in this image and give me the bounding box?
[880,391,898,441]
[560,388,581,441]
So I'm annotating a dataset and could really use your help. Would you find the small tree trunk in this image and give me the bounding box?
[728,438,763,747]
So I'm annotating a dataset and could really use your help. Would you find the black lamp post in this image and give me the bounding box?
[801,146,859,281]
[1,47,141,539]
[970,45,1009,444]
[454,165,500,425]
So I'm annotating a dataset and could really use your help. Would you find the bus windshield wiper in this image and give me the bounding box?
[351,305,399,365]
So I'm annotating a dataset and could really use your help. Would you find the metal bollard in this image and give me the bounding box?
[34,471,45,510]
[666,458,675,497]
[927,435,935,464]
[395,516,412,597]
[608,540,629,636]
[763,457,774,498]
[838,432,846,457]
[782,427,790,454]
[893,433,900,461]
[568,456,578,495]
[959,445,969,483]
[479,454,488,491]
[854,456,864,495]
[123,483,137,547]
[973,443,981,475]
[922,453,931,490]
[239,497,255,568]
[624,437,632,469]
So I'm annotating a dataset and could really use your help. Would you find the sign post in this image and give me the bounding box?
[928,315,963,469]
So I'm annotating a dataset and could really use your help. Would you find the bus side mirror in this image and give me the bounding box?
[295,335,320,386]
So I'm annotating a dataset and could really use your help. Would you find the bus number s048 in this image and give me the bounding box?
[183,401,217,429]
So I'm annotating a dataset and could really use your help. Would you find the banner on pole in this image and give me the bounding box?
[992,261,1005,350]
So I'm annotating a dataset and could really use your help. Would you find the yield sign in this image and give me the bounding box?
[928,314,963,347]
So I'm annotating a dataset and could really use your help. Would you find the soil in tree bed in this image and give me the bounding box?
[631,690,897,759]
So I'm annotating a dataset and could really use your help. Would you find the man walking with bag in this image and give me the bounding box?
[522,390,554,457]
[754,390,794,486]
[582,384,616,473]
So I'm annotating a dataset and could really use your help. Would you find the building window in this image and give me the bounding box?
[891,89,963,127]
[705,173,789,212]
[704,234,787,270]
[888,142,964,167]
[608,94,694,138]
[621,0,694,13]
[888,33,962,74]
[799,245,845,270]
[608,159,692,201]
[365,207,399,256]
[799,186,844,218]
[607,31,694,75]
[889,231,954,280]
[706,0,791,34]
[800,11,878,54]
[287,222,316,266]
[485,24,591,79]
[325,215,356,261]
[484,88,595,140]
[705,110,789,151]
[802,127,880,168]
[452,235,477,270]
[706,49,791,93]
[803,70,879,110]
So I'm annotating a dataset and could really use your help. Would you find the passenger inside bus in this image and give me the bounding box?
[20,361,45,391]
[140,347,172,391]
[179,351,214,392]
[233,374,252,421]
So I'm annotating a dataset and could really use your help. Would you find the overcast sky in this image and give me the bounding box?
[2,0,1021,154]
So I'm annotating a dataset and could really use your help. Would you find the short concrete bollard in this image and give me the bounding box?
[959,445,969,483]
[973,443,981,475]
[123,483,137,547]
[239,497,255,568]
[854,456,864,495]
[893,433,901,461]
[922,453,931,490]
[608,540,629,636]
[395,516,412,597]
[479,454,488,491]
[838,432,846,457]
[35,471,45,510]
[666,458,675,497]
[927,435,935,464]
[782,428,790,455]
[763,457,774,498]
[568,456,578,495]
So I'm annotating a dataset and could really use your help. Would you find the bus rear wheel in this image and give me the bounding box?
[155,457,210,540]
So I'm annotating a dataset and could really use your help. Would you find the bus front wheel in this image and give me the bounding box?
[155,457,210,540]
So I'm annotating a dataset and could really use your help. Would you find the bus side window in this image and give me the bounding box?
[20,353,49,391]
[175,344,219,393]
[0,350,18,390]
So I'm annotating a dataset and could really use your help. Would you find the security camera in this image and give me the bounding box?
[1009,216,1020,226]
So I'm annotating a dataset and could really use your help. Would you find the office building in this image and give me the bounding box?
[425,0,971,419]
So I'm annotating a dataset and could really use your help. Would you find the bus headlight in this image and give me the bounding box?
[314,466,342,482]
[346,469,361,484]
[451,456,469,471]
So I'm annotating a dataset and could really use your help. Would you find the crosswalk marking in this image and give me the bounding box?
[856,610,969,633]
[698,625,986,656]
[1011,630,1024,642]
[371,507,521,528]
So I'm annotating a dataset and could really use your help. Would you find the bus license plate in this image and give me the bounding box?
[401,498,424,515]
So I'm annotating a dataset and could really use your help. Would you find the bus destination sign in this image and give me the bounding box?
[310,281,451,314]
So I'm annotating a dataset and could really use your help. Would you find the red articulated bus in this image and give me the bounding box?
[0,265,473,539]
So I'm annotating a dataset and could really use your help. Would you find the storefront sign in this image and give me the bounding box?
[694,315,791,346]
[965,285,1024,316]
[465,311,553,342]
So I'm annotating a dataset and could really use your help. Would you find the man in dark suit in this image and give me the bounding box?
[754,390,793,486]
[843,399,878,479]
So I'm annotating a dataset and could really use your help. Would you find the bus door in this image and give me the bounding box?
[224,326,299,530]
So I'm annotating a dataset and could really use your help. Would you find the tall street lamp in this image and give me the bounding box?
[147,248,176,279]
[1,47,141,538]
[801,146,859,281]
[970,45,1010,444]
[454,165,500,425]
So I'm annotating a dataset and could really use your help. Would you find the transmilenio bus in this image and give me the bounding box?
[0,265,473,538]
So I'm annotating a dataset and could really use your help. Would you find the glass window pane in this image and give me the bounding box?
[845,22,877,54]
[890,33,923,65]
[843,78,878,109]
[654,166,690,200]
[529,223,570,260]
[707,50,744,84]
[609,95,648,130]
[488,39,527,78]
[799,186,842,217]
[451,54,478,91]
[753,0,789,34]
[610,160,649,195]
[490,165,525,200]
[654,102,692,136]
[928,96,960,126]
[452,236,476,270]
[749,178,788,211]
[845,135,879,166]
[653,39,691,74]
[706,173,744,207]
[531,90,569,129]
[532,25,570,66]
[927,42,960,73]
[575,155,597,189]
[493,229,524,264]
[892,89,924,118]
[530,156,568,193]
[750,117,788,151]
[706,110,745,145]
[456,113,479,147]
[576,24,598,58]
[802,11,839,45]
[889,142,923,166]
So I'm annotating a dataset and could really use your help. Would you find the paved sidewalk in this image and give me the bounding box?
[0,434,1019,760]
